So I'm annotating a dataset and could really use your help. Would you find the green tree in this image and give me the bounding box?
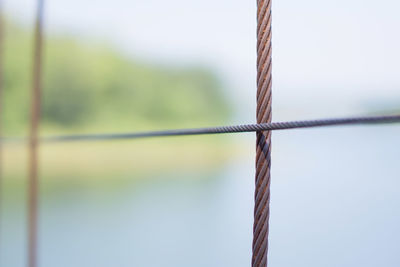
[2,20,232,135]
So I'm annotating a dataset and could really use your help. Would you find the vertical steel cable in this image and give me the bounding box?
[253,0,272,266]
[28,0,44,266]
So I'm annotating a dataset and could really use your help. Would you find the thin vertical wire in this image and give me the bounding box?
[0,0,4,247]
[253,0,272,266]
[28,0,44,266]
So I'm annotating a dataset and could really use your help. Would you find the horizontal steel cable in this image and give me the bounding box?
[1,114,399,143]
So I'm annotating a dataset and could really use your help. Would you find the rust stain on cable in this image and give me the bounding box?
[28,1,44,267]
[254,0,272,266]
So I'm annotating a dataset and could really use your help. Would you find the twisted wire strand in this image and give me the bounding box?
[1,115,399,143]
[254,0,272,266]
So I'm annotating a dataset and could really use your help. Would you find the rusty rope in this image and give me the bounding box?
[28,0,44,267]
[253,0,272,266]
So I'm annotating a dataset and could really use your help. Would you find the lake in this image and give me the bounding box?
[1,125,400,266]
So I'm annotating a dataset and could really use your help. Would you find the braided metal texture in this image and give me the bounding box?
[253,0,272,266]
[1,115,399,143]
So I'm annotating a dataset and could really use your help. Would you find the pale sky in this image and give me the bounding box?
[5,0,400,121]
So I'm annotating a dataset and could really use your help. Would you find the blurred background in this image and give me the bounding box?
[1,0,400,266]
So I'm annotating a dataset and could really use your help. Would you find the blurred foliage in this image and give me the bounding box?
[2,20,232,135]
